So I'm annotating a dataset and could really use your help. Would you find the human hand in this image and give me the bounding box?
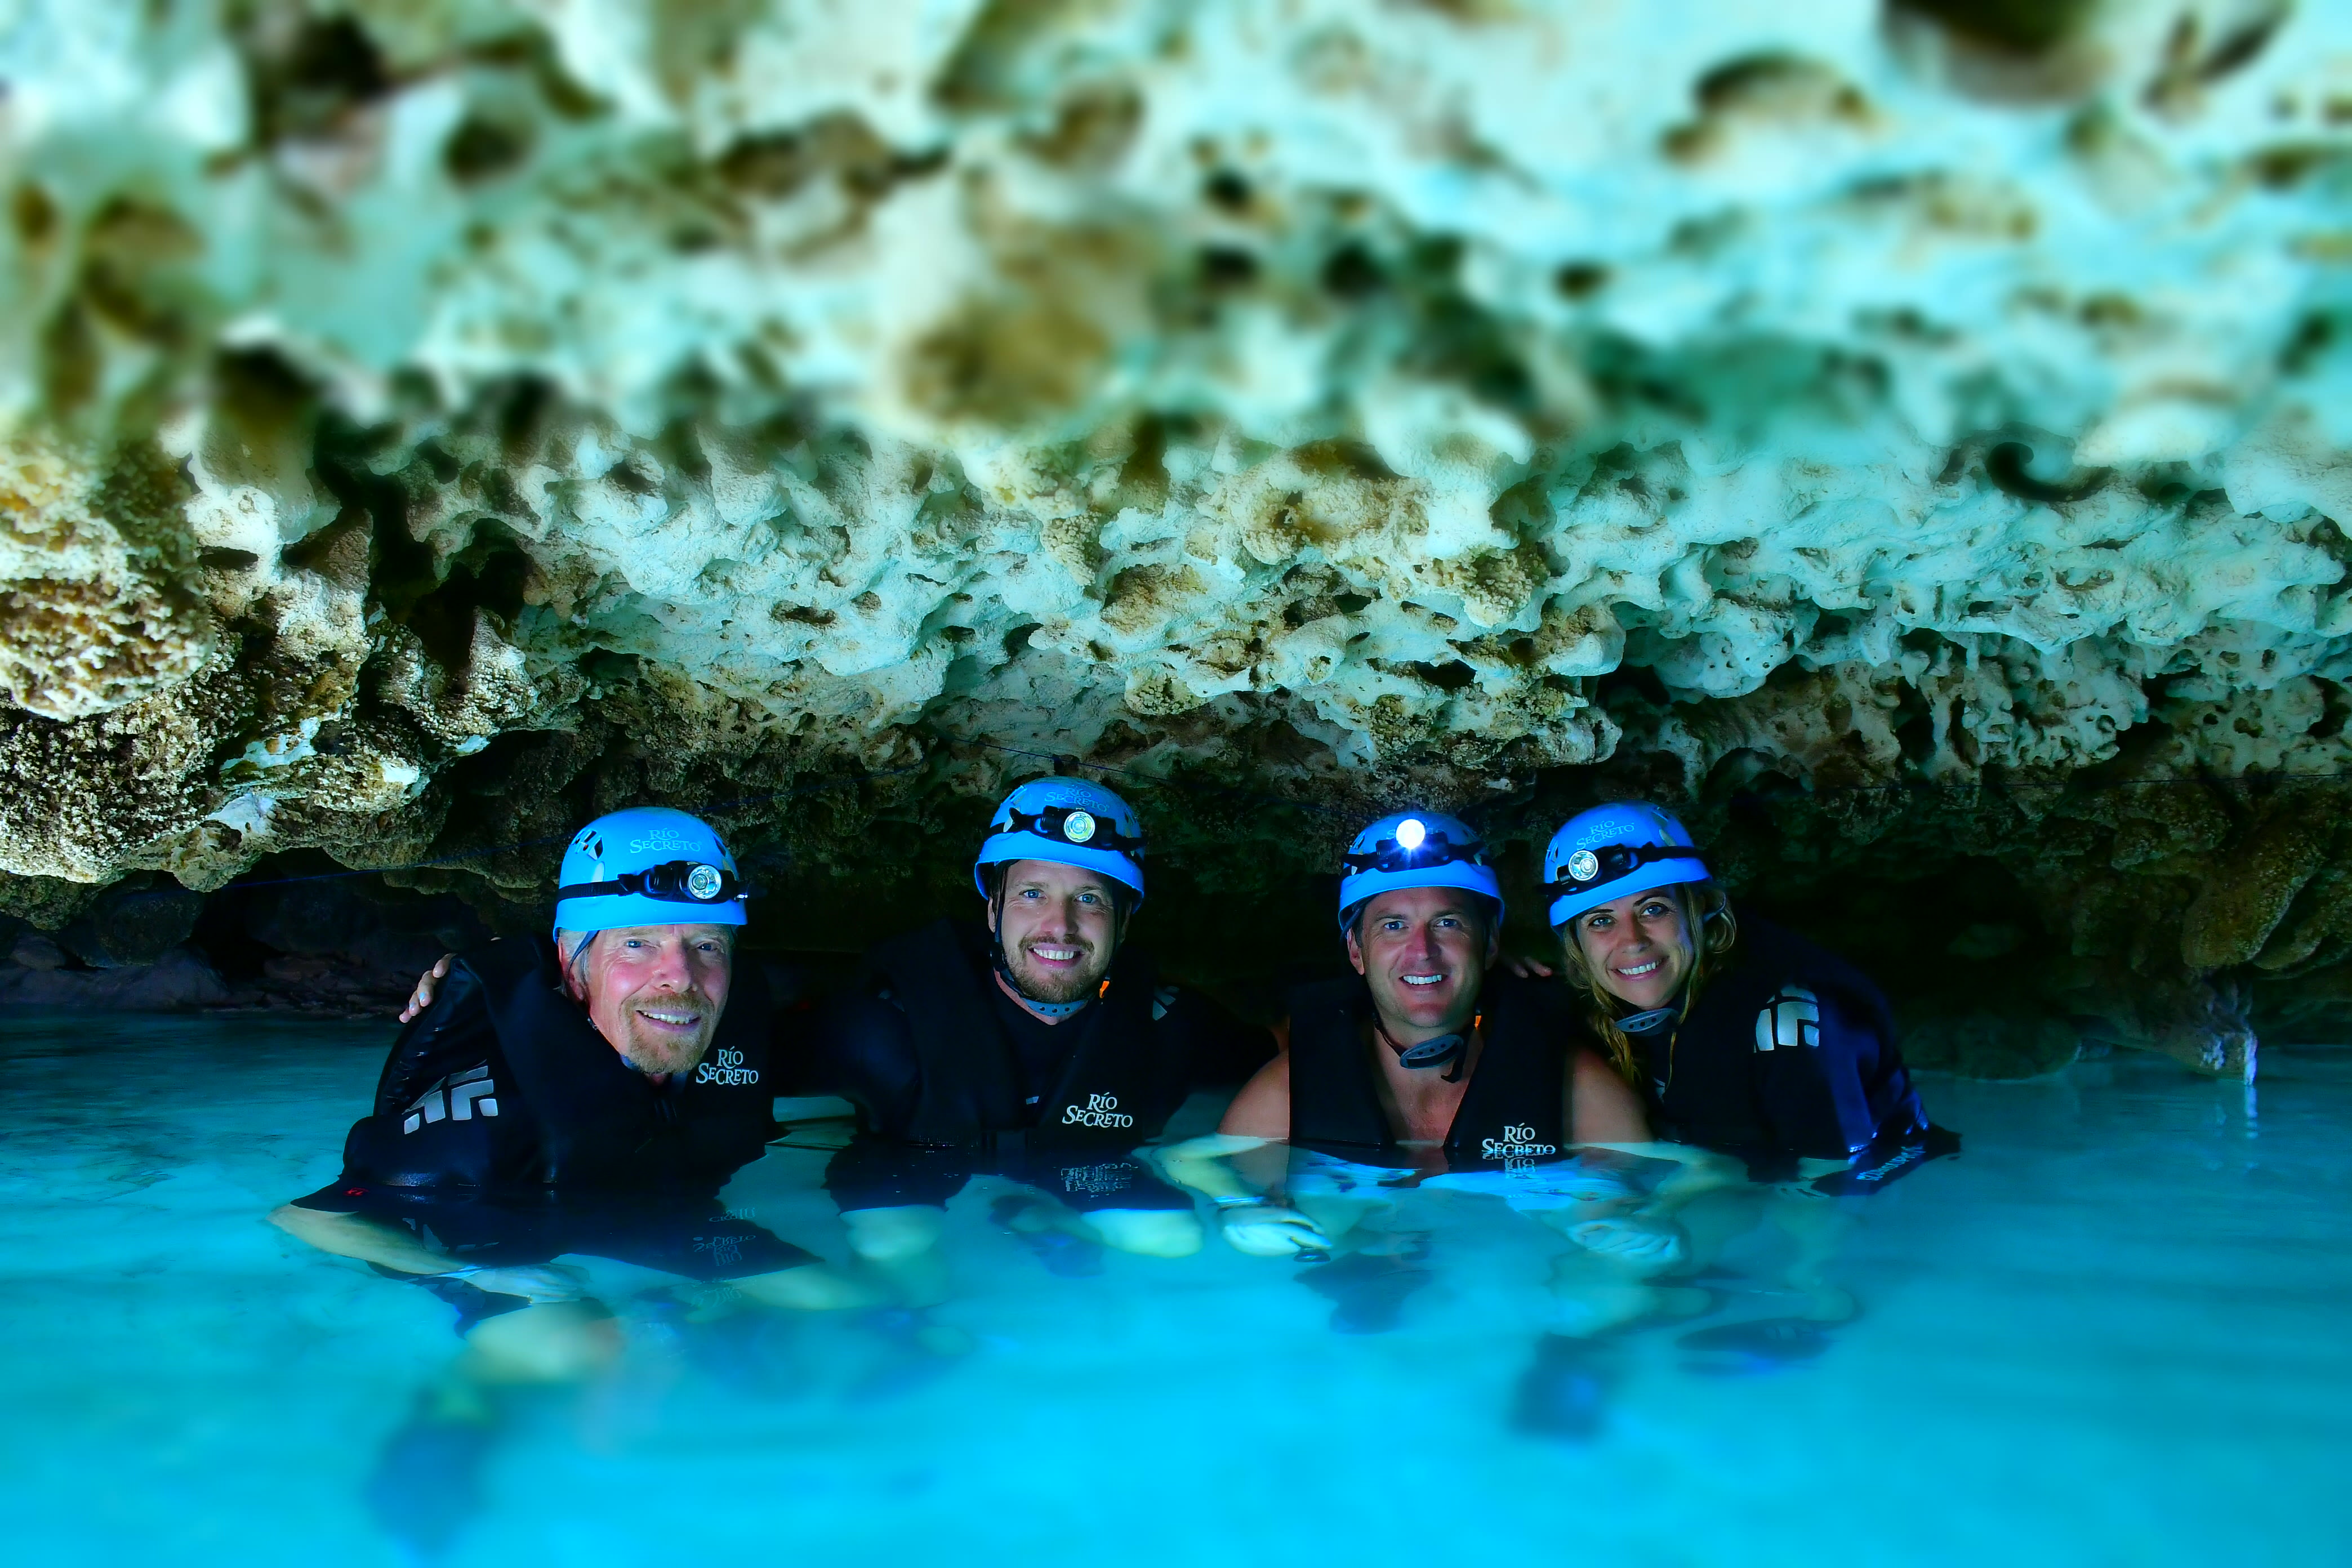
[1219,1202,1333,1258]
[1567,1215,1687,1267]
[446,1263,590,1303]
[399,954,455,1023]
[1498,951,1557,980]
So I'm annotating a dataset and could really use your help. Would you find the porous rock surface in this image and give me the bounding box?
[3,1,2351,1068]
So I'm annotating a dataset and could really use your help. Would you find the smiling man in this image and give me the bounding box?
[298,805,779,1192]
[271,808,866,1373]
[268,807,871,1542]
[803,777,1273,1272]
[1216,809,1647,1161]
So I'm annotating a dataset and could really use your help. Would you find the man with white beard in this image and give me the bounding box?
[270,806,871,1559]
[273,806,858,1313]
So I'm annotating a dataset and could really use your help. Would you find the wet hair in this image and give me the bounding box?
[1552,880,1738,1089]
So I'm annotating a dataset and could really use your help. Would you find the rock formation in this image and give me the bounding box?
[3,0,2350,1071]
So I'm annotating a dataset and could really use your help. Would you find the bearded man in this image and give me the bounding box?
[269,807,868,1548]
[297,805,776,1193]
[803,777,1272,1271]
[270,808,858,1308]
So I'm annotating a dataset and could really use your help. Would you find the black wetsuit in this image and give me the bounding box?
[293,936,801,1325]
[796,919,1274,1212]
[315,936,777,1193]
[1285,971,1578,1167]
[1625,917,1950,1190]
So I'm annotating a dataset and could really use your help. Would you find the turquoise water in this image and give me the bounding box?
[4,1012,2347,1566]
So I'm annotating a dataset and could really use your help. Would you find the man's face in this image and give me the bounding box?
[564,924,734,1076]
[991,859,1121,1005]
[1347,886,1493,1039]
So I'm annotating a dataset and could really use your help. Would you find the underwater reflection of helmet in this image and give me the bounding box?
[1335,809,1503,930]
[553,807,747,938]
[1542,802,1710,928]
[973,777,1147,905]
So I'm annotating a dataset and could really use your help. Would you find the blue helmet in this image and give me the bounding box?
[553,807,747,937]
[1337,809,1503,930]
[974,777,1146,905]
[1543,801,1710,928]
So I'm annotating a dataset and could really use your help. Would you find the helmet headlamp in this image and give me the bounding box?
[556,858,747,908]
[1545,841,1696,893]
[988,803,1145,855]
[1541,801,1710,928]
[1340,826,1485,876]
[1335,808,1504,929]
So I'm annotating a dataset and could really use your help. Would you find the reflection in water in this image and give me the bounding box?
[16,1017,2348,1566]
[274,1182,890,1557]
[823,1134,1204,1306]
[274,1122,1896,1557]
[1161,1137,1873,1436]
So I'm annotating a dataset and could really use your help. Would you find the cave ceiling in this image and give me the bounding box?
[4,0,2352,1058]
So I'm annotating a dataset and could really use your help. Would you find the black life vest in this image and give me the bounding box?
[341,937,774,1190]
[1642,916,1930,1165]
[862,919,1183,1150]
[1286,970,1573,1164]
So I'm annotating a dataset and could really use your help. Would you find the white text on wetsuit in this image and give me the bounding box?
[695,1046,760,1087]
[1062,1092,1134,1128]
[1481,1122,1558,1160]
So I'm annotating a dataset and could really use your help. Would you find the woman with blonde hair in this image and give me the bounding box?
[1540,802,1946,1190]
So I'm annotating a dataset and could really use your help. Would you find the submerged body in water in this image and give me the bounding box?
[6,1009,2349,1566]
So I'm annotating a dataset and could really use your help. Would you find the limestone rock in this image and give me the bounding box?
[59,879,205,968]
[0,2,2350,1064]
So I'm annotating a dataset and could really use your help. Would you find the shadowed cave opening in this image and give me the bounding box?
[5,756,2343,1088]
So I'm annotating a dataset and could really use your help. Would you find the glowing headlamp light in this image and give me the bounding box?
[1395,817,1427,852]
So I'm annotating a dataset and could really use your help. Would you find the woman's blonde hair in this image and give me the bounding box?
[1553,881,1738,1089]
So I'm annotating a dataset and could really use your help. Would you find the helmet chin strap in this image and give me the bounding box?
[1374,1017,1476,1083]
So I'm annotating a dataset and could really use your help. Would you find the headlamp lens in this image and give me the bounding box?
[989,803,1143,855]
[1339,826,1484,876]
[553,858,743,908]
[1547,842,1701,893]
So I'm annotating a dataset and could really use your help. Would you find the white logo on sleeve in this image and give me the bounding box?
[402,1063,499,1133]
[1061,1092,1134,1128]
[1754,985,1822,1052]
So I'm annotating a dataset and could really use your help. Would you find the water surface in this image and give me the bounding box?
[3,1014,2345,1566]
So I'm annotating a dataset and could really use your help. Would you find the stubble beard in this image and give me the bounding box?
[1007,939,1107,1005]
[609,986,723,1075]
